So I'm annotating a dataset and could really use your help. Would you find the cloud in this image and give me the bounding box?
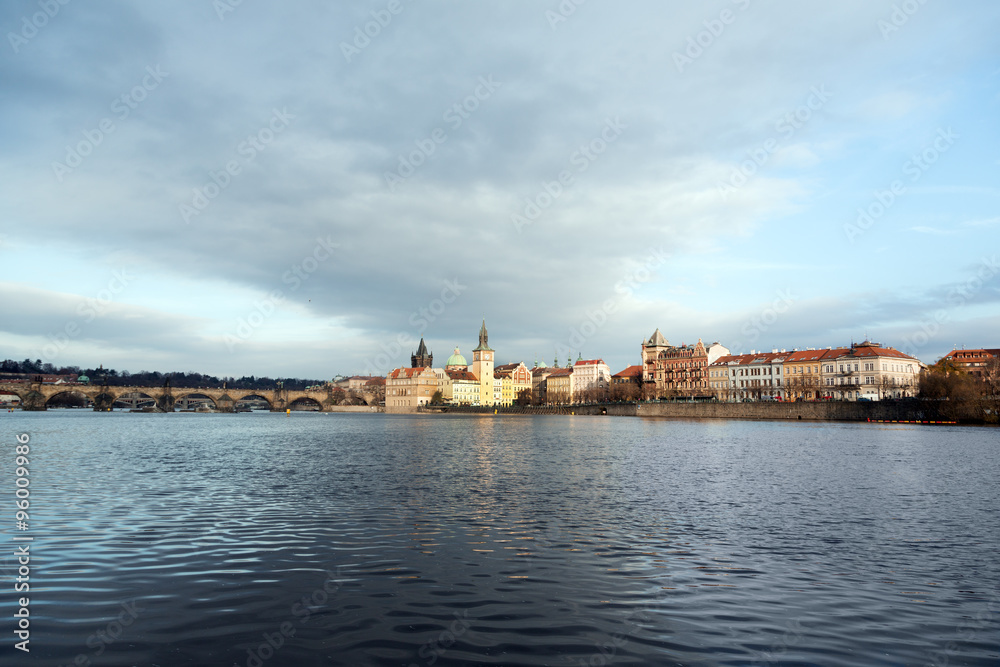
[1,1,998,377]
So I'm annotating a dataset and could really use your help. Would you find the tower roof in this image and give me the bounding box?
[473,319,493,352]
[647,329,667,346]
[446,347,468,367]
[411,337,433,368]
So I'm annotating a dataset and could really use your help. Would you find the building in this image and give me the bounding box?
[444,348,468,372]
[443,369,480,405]
[385,367,439,411]
[471,320,495,407]
[572,359,611,401]
[335,375,381,391]
[495,362,532,405]
[781,349,834,401]
[545,367,573,404]
[819,342,922,400]
[641,331,728,399]
[709,351,789,401]
[530,363,556,405]
[411,338,433,368]
[0,373,80,384]
[611,365,643,401]
[939,348,1000,378]
[493,372,506,405]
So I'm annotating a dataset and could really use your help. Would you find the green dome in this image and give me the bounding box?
[535,360,547,368]
[446,347,468,367]
[78,375,90,383]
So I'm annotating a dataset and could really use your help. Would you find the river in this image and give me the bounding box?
[3,411,998,666]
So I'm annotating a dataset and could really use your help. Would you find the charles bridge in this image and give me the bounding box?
[0,382,379,412]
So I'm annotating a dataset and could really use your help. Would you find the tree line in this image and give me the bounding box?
[0,359,326,391]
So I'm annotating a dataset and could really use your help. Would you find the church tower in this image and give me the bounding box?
[411,337,433,368]
[471,319,494,406]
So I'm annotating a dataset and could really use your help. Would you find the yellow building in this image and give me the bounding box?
[495,362,532,405]
[471,320,495,407]
[781,349,833,401]
[385,367,439,412]
[545,368,573,404]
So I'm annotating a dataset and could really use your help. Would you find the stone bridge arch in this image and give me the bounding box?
[0,382,382,413]
[287,396,323,411]
[174,392,221,411]
[44,388,93,409]
[233,393,274,411]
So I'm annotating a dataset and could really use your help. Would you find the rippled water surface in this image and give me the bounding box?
[3,411,999,666]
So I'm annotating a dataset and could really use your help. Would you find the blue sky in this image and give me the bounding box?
[1,0,998,379]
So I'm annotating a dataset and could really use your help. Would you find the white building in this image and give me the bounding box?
[820,342,922,400]
[572,358,612,399]
[709,350,790,401]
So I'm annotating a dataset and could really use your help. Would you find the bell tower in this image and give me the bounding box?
[472,319,494,406]
[411,338,433,368]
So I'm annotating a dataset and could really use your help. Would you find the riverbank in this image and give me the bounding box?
[431,400,994,424]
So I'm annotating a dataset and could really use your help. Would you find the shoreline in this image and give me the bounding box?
[417,400,995,425]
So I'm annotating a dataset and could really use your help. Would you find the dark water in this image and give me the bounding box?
[2,411,998,666]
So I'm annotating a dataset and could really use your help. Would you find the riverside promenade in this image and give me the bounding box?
[430,400,981,423]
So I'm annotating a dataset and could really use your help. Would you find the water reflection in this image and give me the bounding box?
[6,411,999,666]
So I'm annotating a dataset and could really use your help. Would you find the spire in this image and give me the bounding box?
[647,328,667,346]
[473,319,493,352]
[411,337,433,368]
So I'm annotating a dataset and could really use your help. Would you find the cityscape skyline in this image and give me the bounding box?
[2,2,998,378]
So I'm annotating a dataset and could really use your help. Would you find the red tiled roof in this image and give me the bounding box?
[613,365,643,378]
[494,363,522,371]
[389,367,433,379]
[710,353,786,366]
[841,345,918,361]
[446,370,478,381]
[574,359,605,366]
[546,368,572,377]
[782,349,841,363]
[943,349,1000,361]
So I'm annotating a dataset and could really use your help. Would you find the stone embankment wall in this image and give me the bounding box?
[431,401,981,423]
[628,401,950,422]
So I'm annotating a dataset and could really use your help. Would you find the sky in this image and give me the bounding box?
[1,0,998,379]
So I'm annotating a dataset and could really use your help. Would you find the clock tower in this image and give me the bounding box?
[472,319,494,406]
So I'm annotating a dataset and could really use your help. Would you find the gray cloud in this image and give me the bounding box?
[2,1,998,377]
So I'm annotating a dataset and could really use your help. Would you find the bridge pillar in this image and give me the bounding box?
[92,391,116,411]
[215,394,235,413]
[22,390,47,411]
[156,393,175,412]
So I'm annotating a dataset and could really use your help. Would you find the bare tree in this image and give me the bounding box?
[515,387,533,407]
